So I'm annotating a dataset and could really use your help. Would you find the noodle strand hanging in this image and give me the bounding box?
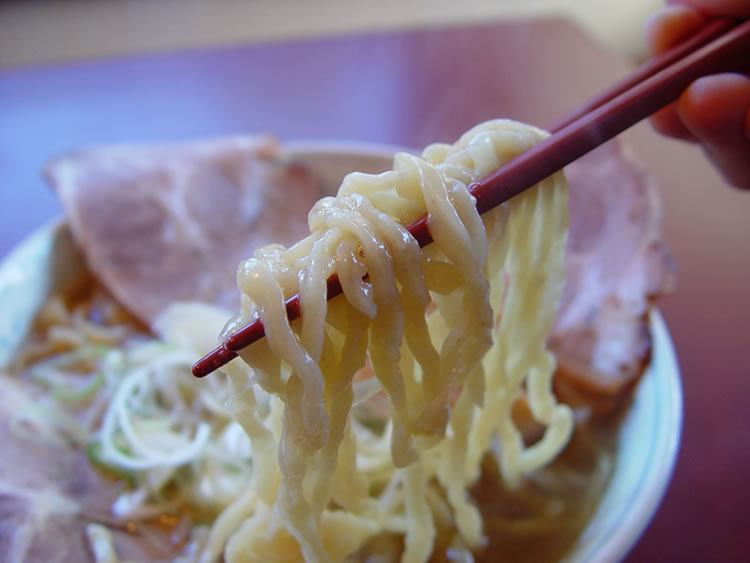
[215,119,573,562]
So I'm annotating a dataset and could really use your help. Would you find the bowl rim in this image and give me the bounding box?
[568,310,682,562]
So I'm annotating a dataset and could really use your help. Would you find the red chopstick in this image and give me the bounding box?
[193,18,749,378]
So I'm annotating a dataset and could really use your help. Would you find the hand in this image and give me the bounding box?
[645,0,750,188]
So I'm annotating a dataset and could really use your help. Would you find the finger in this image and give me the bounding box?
[645,6,705,141]
[645,6,705,56]
[651,105,698,141]
[668,0,750,19]
[676,73,750,188]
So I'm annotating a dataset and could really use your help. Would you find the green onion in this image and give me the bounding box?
[86,441,137,486]
[53,373,105,405]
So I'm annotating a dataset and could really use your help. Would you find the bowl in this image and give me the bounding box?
[0,142,682,562]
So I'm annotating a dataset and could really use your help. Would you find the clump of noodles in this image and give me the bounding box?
[215,119,574,562]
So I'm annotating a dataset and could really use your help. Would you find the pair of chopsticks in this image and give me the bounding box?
[193,18,750,378]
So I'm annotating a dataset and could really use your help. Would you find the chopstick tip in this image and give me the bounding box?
[192,345,238,378]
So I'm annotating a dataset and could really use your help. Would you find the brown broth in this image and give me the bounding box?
[467,422,617,562]
[350,420,618,563]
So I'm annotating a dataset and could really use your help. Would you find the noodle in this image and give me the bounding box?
[215,119,573,562]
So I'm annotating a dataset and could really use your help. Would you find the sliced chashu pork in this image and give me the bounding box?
[45,136,324,326]
[550,139,674,416]
[0,375,183,562]
[45,135,673,414]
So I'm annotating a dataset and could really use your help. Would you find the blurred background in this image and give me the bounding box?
[2,1,750,562]
[0,0,659,68]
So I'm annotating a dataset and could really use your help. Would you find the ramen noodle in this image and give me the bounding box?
[212,119,572,561]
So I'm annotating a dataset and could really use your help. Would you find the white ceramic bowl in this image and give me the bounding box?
[0,142,681,562]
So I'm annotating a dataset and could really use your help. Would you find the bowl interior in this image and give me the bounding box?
[0,142,681,562]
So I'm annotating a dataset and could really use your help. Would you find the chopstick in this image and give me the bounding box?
[193,18,750,378]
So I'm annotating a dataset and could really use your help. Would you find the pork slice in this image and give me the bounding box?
[549,139,675,415]
[0,376,111,562]
[45,136,324,326]
[0,374,187,562]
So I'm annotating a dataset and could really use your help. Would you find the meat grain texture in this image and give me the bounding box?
[45,136,324,325]
[551,141,673,415]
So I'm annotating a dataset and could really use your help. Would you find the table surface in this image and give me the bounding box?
[2,19,749,562]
